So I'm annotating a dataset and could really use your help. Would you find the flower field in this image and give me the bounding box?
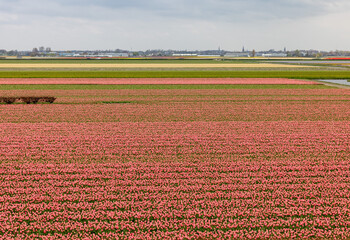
[0,98,349,122]
[0,121,349,162]
[0,63,311,69]
[1,70,350,79]
[2,159,350,239]
[0,78,319,85]
[1,83,350,239]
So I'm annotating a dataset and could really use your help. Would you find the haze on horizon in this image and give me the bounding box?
[1,0,350,52]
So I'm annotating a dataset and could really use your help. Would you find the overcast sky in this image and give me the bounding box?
[1,0,350,51]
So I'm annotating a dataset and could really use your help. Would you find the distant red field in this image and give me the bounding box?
[0,78,320,85]
[325,58,350,60]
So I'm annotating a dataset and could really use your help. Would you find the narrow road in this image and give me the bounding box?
[316,81,350,89]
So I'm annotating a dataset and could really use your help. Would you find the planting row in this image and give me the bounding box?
[0,96,56,104]
[1,89,350,104]
[1,88,349,97]
[0,70,350,79]
[0,78,320,85]
[0,88,348,121]
[0,88,348,105]
[0,121,348,163]
[0,101,349,122]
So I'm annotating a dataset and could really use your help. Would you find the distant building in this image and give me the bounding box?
[59,52,129,58]
[172,53,198,57]
[59,52,75,57]
[93,53,128,57]
[198,55,221,57]
[225,52,250,57]
[262,53,287,57]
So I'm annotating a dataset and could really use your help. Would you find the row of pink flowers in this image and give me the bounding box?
[2,88,349,104]
[3,88,348,97]
[0,78,320,85]
[0,101,349,122]
[0,121,349,162]
[1,158,350,238]
[0,88,348,106]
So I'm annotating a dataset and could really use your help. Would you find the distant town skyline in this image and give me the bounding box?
[3,47,350,58]
[1,0,350,51]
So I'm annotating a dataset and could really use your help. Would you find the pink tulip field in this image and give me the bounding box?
[1,81,350,239]
[0,78,320,85]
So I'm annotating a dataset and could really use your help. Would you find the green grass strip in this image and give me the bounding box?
[0,84,334,90]
[0,71,350,79]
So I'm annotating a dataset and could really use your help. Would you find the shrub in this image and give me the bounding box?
[1,96,56,104]
[0,97,17,104]
[38,97,56,104]
[20,97,41,104]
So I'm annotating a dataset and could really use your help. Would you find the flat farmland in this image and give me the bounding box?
[0,88,349,122]
[0,63,312,69]
[0,78,320,85]
[1,70,350,79]
[1,77,350,238]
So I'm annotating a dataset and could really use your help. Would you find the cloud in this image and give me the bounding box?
[0,0,350,50]
[2,0,350,21]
